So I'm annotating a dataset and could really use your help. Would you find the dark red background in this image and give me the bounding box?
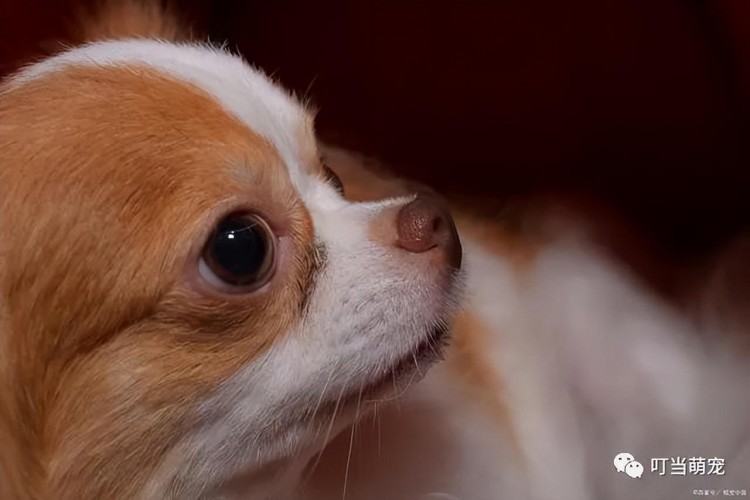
[2,0,748,258]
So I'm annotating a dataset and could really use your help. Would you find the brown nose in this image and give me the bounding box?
[396,194,462,269]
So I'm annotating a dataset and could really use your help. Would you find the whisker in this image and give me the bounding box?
[365,369,419,404]
[342,388,363,500]
[308,367,335,439]
[376,403,382,458]
[303,382,347,485]
[426,334,442,359]
[412,351,424,378]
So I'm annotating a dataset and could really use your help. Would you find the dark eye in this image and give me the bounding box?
[200,213,275,290]
[323,165,344,195]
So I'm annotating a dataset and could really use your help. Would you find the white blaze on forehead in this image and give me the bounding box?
[9,39,314,191]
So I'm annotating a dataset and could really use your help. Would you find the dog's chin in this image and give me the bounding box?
[312,324,451,427]
[359,325,450,402]
[301,273,463,451]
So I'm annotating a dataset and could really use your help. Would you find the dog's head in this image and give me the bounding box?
[0,39,461,499]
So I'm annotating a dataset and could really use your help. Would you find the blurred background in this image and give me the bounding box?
[2,0,748,262]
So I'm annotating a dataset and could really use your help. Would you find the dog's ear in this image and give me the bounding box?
[74,0,189,44]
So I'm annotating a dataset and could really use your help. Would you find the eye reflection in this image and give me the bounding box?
[200,213,275,289]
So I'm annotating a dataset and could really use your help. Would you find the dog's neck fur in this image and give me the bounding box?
[299,211,750,500]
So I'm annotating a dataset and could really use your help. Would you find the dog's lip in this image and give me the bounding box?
[339,325,450,407]
[300,327,453,441]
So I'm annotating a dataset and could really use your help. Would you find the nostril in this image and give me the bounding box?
[394,193,462,269]
[396,195,447,254]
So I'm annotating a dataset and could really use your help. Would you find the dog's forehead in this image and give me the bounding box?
[1,52,323,310]
[4,66,298,223]
[0,54,321,380]
[9,39,320,188]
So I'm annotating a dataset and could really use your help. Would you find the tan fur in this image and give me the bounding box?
[75,0,188,43]
[0,65,317,499]
[454,211,538,270]
[447,311,524,461]
[320,146,414,202]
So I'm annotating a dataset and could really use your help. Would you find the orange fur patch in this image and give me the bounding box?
[452,204,539,271]
[447,310,525,465]
[319,145,413,202]
[0,65,316,499]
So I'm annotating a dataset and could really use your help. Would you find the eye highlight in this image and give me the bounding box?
[322,165,344,195]
[199,213,275,291]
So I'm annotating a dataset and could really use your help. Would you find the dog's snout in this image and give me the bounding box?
[396,194,462,269]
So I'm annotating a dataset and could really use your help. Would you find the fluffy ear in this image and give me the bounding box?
[74,0,189,43]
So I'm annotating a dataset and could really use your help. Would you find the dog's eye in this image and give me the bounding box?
[200,213,275,289]
[323,165,344,195]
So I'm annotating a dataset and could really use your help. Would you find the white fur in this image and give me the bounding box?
[10,39,313,192]
[302,230,750,499]
[9,41,461,498]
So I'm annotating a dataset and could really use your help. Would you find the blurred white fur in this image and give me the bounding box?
[302,221,750,500]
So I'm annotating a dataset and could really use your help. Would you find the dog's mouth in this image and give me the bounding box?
[306,271,463,434]
[293,324,453,465]
[336,325,451,409]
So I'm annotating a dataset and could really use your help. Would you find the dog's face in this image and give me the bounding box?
[0,41,461,498]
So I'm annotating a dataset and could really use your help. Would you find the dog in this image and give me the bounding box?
[1,2,748,499]
[0,3,461,499]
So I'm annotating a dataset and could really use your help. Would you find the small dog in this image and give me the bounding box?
[1,3,748,500]
[0,3,461,499]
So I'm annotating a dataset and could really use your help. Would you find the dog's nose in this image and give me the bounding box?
[396,194,462,269]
